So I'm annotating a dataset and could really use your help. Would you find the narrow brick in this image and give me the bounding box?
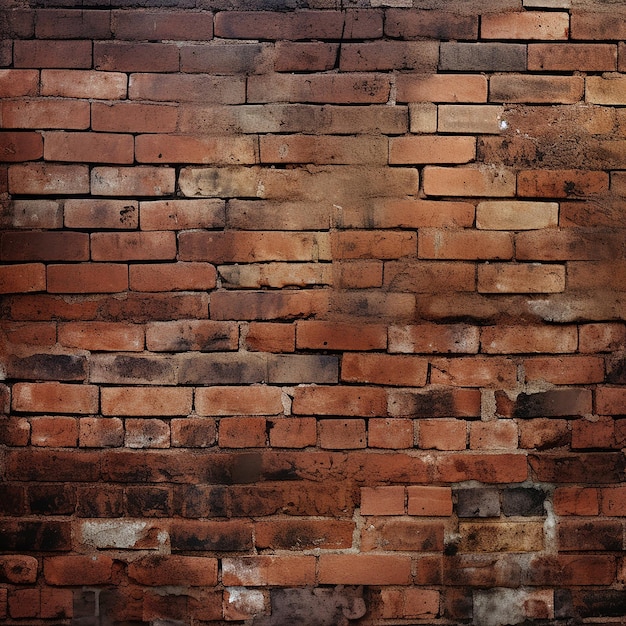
[140,199,224,231]
[476,201,558,230]
[267,354,338,384]
[3,200,62,229]
[439,43,527,72]
[181,42,271,74]
[195,386,283,416]
[112,9,214,41]
[0,263,46,294]
[1,231,89,262]
[389,323,479,354]
[340,41,439,72]
[482,11,569,40]
[44,131,133,164]
[396,74,487,103]
[319,419,366,450]
[222,556,315,586]
[341,353,428,386]
[419,229,513,260]
[297,320,386,351]
[571,11,626,40]
[361,518,444,551]
[91,232,176,261]
[293,385,386,417]
[490,75,584,104]
[459,521,544,552]
[385,9,477,40]
[47,263,128,294]
[430,356,517,387]
[438,105,504,134]
[437,453,528,483]
[146,320,237,352]
[129,73,244,104]
[12,382,98,415]
[94,42,179,72]
[517,170,608,198]
[35,8,111,38]
[8,163,89,195]
[423,166,516,197]
[2,100,90,129]
[58,322,144,352]
[91,166,175,197]
[14,40,92,69]
[390,135,475,164]
[273,42,338,72]
[41,70,126,100]
[90,354,176,385]
[482,325,577,354]
[389,387,481,418]
[529,43,616,71]
[92,102,178,134]
[64,199,138,230]
[318,555,411,585]
[128,556,217,587]
[101,387,192,417]
[478,263,565,294]
[384,260,476,292]
[130,263,216,292]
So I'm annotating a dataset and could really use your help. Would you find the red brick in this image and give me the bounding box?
[195,386,283,416]
[529,452,625,483]
[0,555,38,583]
[319,418,366,449]
[383,260,475,293]
[524,356,605,385]
[0,131,42,161]
[8,589,39,619]
[368,418,413,449]
[1,321,57,348]
[389,323,479,354]
[380,588,440,620]
[171,417,216,448]
[14,40,92,69]
[35,8,111,38]
[553,487,599,516]
[482,11,569,39]
[362,518,444,552]
[572,417,616,450]
[340,41,438,72]
[79,417,124,448]
[419,418,467,451]
[180,41,272,74]
[95,42,179,72]
[519,419,570,450]
[248,73,390,104]
[12,382,98,414]
[102,387,192,417]
[136,134,257,165]
[490,75,584,104]
[47,263,128,294]
[596,388,626,416]
[528,43,616,71]
[146,320,237,352]
[407,486,453,516]
[219,417,267,448]
[130,73,244,104]
[64,199,138,230]
[419,229,513,260]
[396,74,487,103]
[431,356,517,387]
[470,420,519,450]
[579,323,626,353]
[268,417,316,448]
[130,262,216,292]
[332,231,415,260]
[389,387,480,418]
[293,385,386,417]
[385,9,477,39]
[518,170,608,198]
[92,102,178,134]
[318,554,412,585]
[437,453,528,483]
[296,320,386,351]
[571,10,626,40]
[255,519,353,550]
[423,166,516,197]
[41,587,72,620]
[112,9,214,41]
[140,199,224,231]
[478,263,565,294]
[1,231,88,262]
[558,520,623,552]
[274,41,338,72]
[44,131,133,164]
[91,166,175,196]
[0,70,39,97]
[3,199,63,229]
[44,555,113,585]
[125,418,170,449]
[341,353,428,387]
[527,555,616,586]
[41,70,126,99]
[390,135,475,165]
[8,163,89,195]
[215,10,380,40]
[58,322,144,352]
[31,416,78,447]
[91,232,176,261]
[481,325,577,354]
[222,556,315,586]
[129,555,217,586]
[0,263,46,293]
[360,485,405,515]
[333,260,383,289]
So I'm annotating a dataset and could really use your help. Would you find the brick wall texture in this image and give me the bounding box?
[1,0,626,623]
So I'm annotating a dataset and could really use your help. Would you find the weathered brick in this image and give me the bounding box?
[195,386,283,416]
[0,70,39,98]
[383,260,476,293]
[389,323,479,354]
[45,555,113,585]
[554,487,599,516]
[481,11,569,39]
[0,520,71,551]
[437,453,528,483]
[423,166,516,197]
[35,8,111,38]
[318,554,411,585]
[181,42,271,74]
[4,199,62,229]
[524,356,604,385]
[342,353,428,386]
[439,43,526,72]
[48,263,128,293]
[44,131,133,164]
[31,416,78,447]
[482,325,577,354]
[79,417,124,448]
[58,322,144,352]
[130,262,216,292]
[529,452,626,483]
[389,387,481,418]
[340,41,438,72]
[478,262,565,294]
[419,229,513,260]
[476,201,558,230]
[368,417,413,449]
[431,356,517,388]
[571,11,626,40]
[129,73,244,104]
[171,417,216,448]
[407,486,453,516]
[129,555,218,586]
[390,135,476,164]
[91,166,175,197]
[8,589,40,619]
[92,102,178,134]
[178,353,265,385]
[490,75,584,104]
[12,382,98,415]
[146,320,237,352]
[385,9,477,40]
[0,263,46,293]
[8,163,89,195]
[0,555,38,584]
[470,420,519,450]
[223,555,315,586]
[41,70,126,99]
[517,170,608,198]
[419,418,467,451]
[112,8,214,41]
[396,74,487,103]
[296,320,386,351]
[319,418,366,450]
[273,41,338,72]
[14,40,92,69]
[140,199,224,231]
[95,42,179,72]
[293,385,386,417]
[459,521,544,552]
[267,417,316,448]
[101,387,191,416]
[64,199,138,229]
[528,43,616,71]
[255,519,353,550]
[559,520,623,552]
[362,518,444,552]
[0,131,43,161]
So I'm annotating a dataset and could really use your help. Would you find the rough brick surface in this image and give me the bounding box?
[1,2,623,624]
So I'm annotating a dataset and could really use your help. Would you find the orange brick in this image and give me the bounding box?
[478,262,565,294]
[101,387,192,416]
[431,356,517,387]
[47,263,128,293]
[380,588,440,620]
[319,419,366,450]
[481,325,578,353]
[517,170,608,198]
[268,417,316,448]
[292,385,386,417]
[91,166,175,197]
[146,320,237,352]
[44,131,133,164]
[407,486,453,516]
[136,134,257,165]
[128,556,217,587]
[368,418,414,449]
[490,75,583,104]
[91,232,176,261]
[12,382,98,414]
[579,323,626,353]
[333,260,383,289]
[140,199,225,231]
[30,416,78,447]
[274,41,338,71]
[130,263,216,292]
[130,73,245,104]
[222,556,315,586]
[8,163,89,195]
[390,135,475,165]
[331,231,415,260]
[92,102,178,134]
[389,323,479,354]
[41,70,126,99]
[600,486,626,515]
[318,554,412,585]
[297,320,386,351]
[438,104,504,134]
[418,419,467,451]
[339,41,438,72]
[518,418,570,450]
[125,418,170,449]
[44,555,113,585]
[341,353,428,387]
[0,263,46,294]
[423,166,516,197]
[362,518,444,552]
[79,417,124,448]
[0,69,39,97]
[384,260,475,293]
[596,388,626,416]
[195,386,283,416]
[396,74,487,103]
[436,453,528,483]
[553,487,599,516]
[245,322,295,353]
[476,201,559,230]
[0,131,43,161]
[529,43,616,71]
[470,420,519,450]
[482,11,569,39]
[419,229,513,260]
[219,417,267,448]
[64,199,138,229]
[58,322,144,351]
[524,356,605,385]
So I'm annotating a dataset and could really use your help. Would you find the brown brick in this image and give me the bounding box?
[1,231,88,262]
[8,589,40,619]
[293,385,386,417]
[47,263,128,294]
[58,322,144,352]
[35,8,111,38]
[140,199,224,231]
[125,419,170,449]
[389,323,479,354]
[478,263,565,294]
[64,199,138,230]
[181,42,271,74]
[171,417,216,448]
[579,323,626,353]
[524,356,604,385]
[571,10,626,40]
[481,325,577,354]
[437,453,528,483]
[31,417,78,448]
[3,200,63,229]
[41,70,126,99]
[419,418,467,450]
[362,518,444,552]
[112,9,214,41]
[459,521,544,552]
[431,356,517,387]
[390,135,475,165]
[129,73,244,104]
[334,260,382,289]
[195,386,283,416]
[439,42,526,72]
[0,70,39,98]
[91,166,175,197]
[529,43,616,71]
[12,382,98,415]
[360,485,405,515]
[527,555,616,586]
[490,75,584,104]
[45,555,113,585]
[596,387,626,416]
[396,74,487,103]
[423,166,516,197]
[102,387,192,417]
[341,353,428,387]
[273,41,338,72]
[14,40,92,69]
[92,102,178,134]
[8,163,89,195]
[244,323,295,353]
[340,41,438,72]
[44,131,133,164]
[0,131,42,161]
[385,9,477,39]
[129,556,217,587]
[0,555,38,584]
[388,388,481,418]
[0,263,46,293]
[223,556,315,586]
[318,554,411,585]
[558,520,623,552]
[95,42,179,72]
[519,418,570,450]
[419,229,513,260]
[379,588,440,620]
[218,417,266,448]
[255,519,353,550]
[146,320,237,352]
[553,487,599,516]
[481,11,569,39]
[572,416,616,450]
[319,418,366,449]
[384,261,476,293]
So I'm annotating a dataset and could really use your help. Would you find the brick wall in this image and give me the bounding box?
[1,0,626,623]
